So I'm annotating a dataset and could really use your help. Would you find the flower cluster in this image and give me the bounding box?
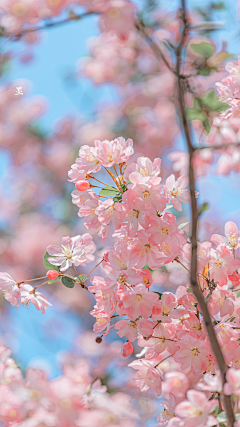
[0,344,138,426]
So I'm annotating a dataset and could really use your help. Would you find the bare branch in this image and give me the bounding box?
[194,141,240,151]
[176,2,235,426]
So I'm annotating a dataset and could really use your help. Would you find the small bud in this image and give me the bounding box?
[47,270,59,280]
[152,306,161,316]
[96,336,102,344]
[76,180,90,191]
[103,252,109,262]
[121,341,133,357]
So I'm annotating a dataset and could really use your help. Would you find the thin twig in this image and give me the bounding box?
[176,2,234,426]
[3,12,95,39]
[194,141,240,151]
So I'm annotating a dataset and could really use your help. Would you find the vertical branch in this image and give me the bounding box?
[176,2,234,426]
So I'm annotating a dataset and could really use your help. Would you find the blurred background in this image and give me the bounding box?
[0,0,240,424]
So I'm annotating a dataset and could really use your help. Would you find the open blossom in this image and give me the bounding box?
[211,221,240,250]
[165,174,191,211]
[0,273,21,306]
[128,230,163,270]
[94,137,133,167]
[224,368,240,395]
[120,284,159,320]
[208,288,235,318]
[123,157,161,181]
[209,245,240,286]
[174,333,210,375]
[129,359,163,396]
[19,284,53,314]
[128,173,168,211]
[47,235,95,271]
[175,390,217,427]
[147,212,178,246]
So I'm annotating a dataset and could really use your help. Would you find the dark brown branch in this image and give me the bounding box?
[176,2,234,426]
[3,11,95,39]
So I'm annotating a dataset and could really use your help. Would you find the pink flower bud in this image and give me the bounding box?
[47,270,59,280]
[121,341,133,357]
[152,305,161,316]
[75,180,90,191]
[104,252,109,262]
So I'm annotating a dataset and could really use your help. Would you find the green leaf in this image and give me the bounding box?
[178,222,190,230]
[185,108,207,122]
[201,90,228,112]
[214,405,219,415]
[198,202,210,216]
[99,186,118,196]
[62,276,75,288]
[76,274,86,284]
[43,252,59,271]
[190,42,214,58]
[194,98,202,111]
[217,412,227,423]
[143,264,153,272]
[203,118,211,133]
[113,193,122,203]
[126,179,131,185]
[154,291,163,299]
[237,291,240,298]
[197,68,211,76]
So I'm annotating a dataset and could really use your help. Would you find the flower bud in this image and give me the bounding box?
[152,305,161,316]
[76,180,90,191]
[121,341,133,357]
[96,336,102,344]
[47,270,59,280]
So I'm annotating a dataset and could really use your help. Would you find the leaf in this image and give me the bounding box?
[214,405,219,415]
[178,222,190,230]
[201,90,228,112]
[197,68,211,76]
[113,193,122,203]
[126,179,131,185]
[99,186,118,196]
[190,42,214,58]
[186,108,207,122]
[62,276,75,288]
[237,291,240,298]
[194,98,202,111]
[43,252,59,271]
[143,264,153,272]
[203,118,211,133]
[217,412,227,423]
[154,291,162,299]
[198,202,210,216]
[76,274,86,284]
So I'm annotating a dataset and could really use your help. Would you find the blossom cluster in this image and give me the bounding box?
[3,134,240,426]
[0,344,139,427]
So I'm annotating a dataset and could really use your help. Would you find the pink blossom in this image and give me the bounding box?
[121,341,133,357]
[224,368,240,395]
[208,289,235,318]
[100,0,135,41]
[120,284,159,320]
[175,390,217,427]
[19,284,53,314]
[121,189,152,237]
[165,174,191,211]
[174,334,210,375]
[147,212,178,246]
[47,235,95,271]
[129,359,163,396]
[128,230,163,269]
[209,245,240,286]
[211,221,240,250]
[124,157,161,181]
[128,173,167,211]
[94,136,133,167]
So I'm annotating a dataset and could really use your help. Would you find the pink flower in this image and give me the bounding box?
[138,323,176,358]
[124,156,161,181]
[129,359,163,396]
[174,333,210,375]
[175,390,217,427]
[94,136,133,167]
[208,289,235,318]
[128,230,163,269]
[165,174,191,211]
[19,284,53,314]
[76,145,101,174]
[147,212,178,246]
[0,273,20,306]
[209,245,240,286]
[100,0,135,41]
[47,235,95,271]
[128,173,167,211]
[121,189,152,237]
[224,368,240,395]
[121,341,133,357]
[211,221,240,250]
[120,284,159,320]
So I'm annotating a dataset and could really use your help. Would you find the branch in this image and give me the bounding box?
[176,2,235,426]
[134,19,175,74]
[194,141,240,151]
[3,11,95,39]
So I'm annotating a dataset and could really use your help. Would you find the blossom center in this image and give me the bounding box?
[161,227,169,235]
[142,190,150,199]
[12,3,28,16]
[130,209,139,218]
[107,153,113,162]
[191,347,200,358]
[139,167,149,176]
[213,259,223,268]
[171,188,183,197]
